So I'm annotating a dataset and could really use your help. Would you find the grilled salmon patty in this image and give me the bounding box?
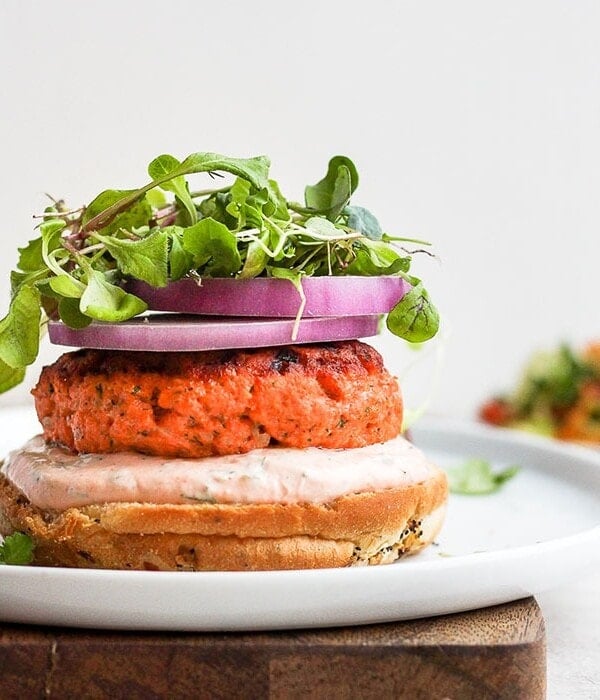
[33,341,402,458]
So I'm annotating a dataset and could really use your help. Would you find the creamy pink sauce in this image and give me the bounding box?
[2,435,436,511]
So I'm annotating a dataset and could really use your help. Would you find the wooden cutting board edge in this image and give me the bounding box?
[0,596,546,699]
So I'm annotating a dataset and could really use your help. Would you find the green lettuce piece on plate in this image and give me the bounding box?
[447,459,520,495]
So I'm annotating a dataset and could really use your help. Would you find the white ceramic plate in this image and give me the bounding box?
[0,406,599,631]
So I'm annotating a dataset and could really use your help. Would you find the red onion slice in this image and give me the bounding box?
[48,314,381,352]
[126,276,411,318]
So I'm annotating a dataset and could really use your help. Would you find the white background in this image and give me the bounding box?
[1,1,599,416]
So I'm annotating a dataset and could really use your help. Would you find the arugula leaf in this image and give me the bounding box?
[386,280,439,343]
[226,178,258,229]
[95,229,169,287]
[10,270,30,296]
[182,219,241,276]
[11,267,50,297]
[303,216,342,238]
[49,274,86,299]
[0,285,41,368]
[0,532,34,565]
[40,218,66,242]
[83,190,152,236]
[199,191,237,228]
[164,226,194,280]
[447,459,520,495]
[346,250,407,276]
[40,219,67,277]
[268,179,291,222]
[270,266,304,287]
[146,188,167,208]
[347,239,410,276]
[225,178,279,234]
[0,358,26,393]
[80,269,147,322]
[305,156,359,221]
[180,153,270,189]
[83,153,271,233]
[17,237,45,272]
[239,230,270,278]
[58,296,94,329]
[148,154,197,226]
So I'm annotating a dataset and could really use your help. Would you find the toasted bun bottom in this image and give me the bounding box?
[0,469,447,571]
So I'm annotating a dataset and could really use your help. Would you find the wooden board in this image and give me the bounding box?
[0,597,545,699]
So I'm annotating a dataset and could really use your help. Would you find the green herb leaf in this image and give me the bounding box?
[148,154,197,226]
[17,237,45,272]
[58,296,93,329]
[447,459,520,495]
[164,226,194,280]
[83,190,152,236]
[0,358,26,393]
[40,219,67,277]
[95,230,169,287]
[182,219,242,276]
[226,178,257,229]
[268,179,291,222]
[39,219,66,243]
[346,239,410,276]
[0,285,41,368]
[225,178,277,233]
[386,280,439,342]
[180,153,270,190]
[345,205,383,240]
[304,216,342,238]
[198,191,237,228]
[12,268,49,296]
[146,188,167,209]
[304,156,359,221]
[10,271,30,296]
[238,230,269,278]
[49,274,86,299]
[269,266,303,286]
[83,153,270,233]
[0,532,34,565]
[80,269,147,322]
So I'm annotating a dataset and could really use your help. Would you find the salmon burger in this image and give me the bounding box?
[0,340,447,571]
[0,150,446,571]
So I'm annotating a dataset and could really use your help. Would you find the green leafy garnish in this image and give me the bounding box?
[345,205,383,240]
[0,284,41,368]
[182,219,242,276]
[95,230,169,287]
[82,190,153,238]
[447,459,520,495]
[386,279,439,343]
[0,532,34,565]
[148,154,198,226]
[0,151,439,393]
[303,155,359,221]
[80,269,148,322]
